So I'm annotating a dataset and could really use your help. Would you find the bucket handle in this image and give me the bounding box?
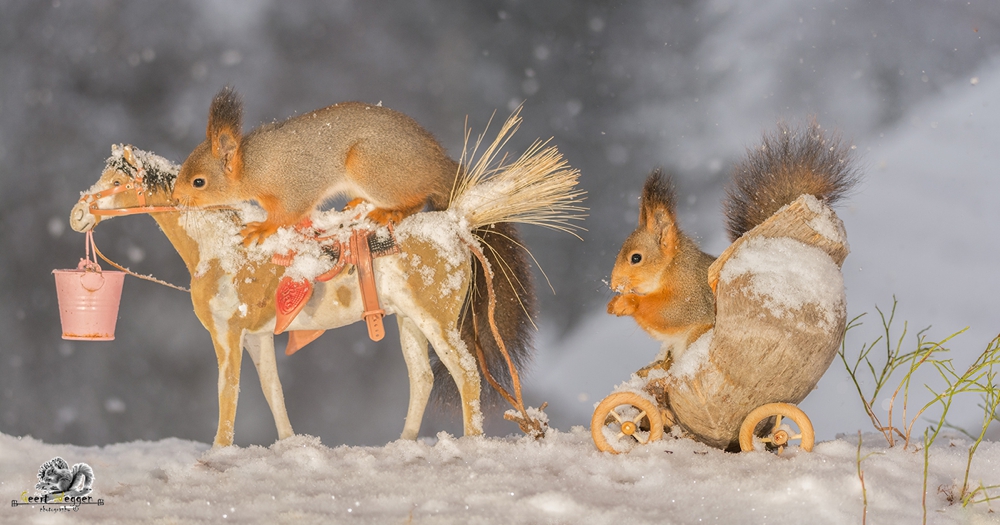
[77,230,102,273]
[77,231,106,291]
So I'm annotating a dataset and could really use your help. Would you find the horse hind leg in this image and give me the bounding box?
[396,316,433,440]
[422,323,483,436]
[244,333,294,440]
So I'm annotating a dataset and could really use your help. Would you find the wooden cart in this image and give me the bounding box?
[592,195,850,454]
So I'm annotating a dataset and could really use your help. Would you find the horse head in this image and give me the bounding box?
[70,144,180,233]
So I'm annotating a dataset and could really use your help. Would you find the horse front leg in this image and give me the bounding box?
[244,333,294,441]
[396,316,433,440]
[211,327,244,447]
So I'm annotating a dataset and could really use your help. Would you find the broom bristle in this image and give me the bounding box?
[450,110,587,237]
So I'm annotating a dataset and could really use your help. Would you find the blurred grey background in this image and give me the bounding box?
[2,0,998,447]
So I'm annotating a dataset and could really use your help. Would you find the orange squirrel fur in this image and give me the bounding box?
[172,87,461,245]
[607,170,717,352]
[608,122,859,357]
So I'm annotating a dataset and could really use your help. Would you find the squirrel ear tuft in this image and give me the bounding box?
[207,87,244,178]
[638,169,677,230]
[207,86,244,170]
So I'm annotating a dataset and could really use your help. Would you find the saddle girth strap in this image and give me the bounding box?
[351,228,386,341]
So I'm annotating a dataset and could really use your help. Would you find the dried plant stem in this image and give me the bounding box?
[463,237,545,438]
[958,334,1000,507]
[922,428,932,524]
[857,431,869,525]
[838,298,967,449]
[840,301,1000,517]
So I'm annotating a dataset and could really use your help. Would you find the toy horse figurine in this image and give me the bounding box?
[69,116,584,447]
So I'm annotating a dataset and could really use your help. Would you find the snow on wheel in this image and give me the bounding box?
[591,391,664,454]
[738,402,815,454]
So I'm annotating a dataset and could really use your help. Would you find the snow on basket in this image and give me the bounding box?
[52,231,124,341]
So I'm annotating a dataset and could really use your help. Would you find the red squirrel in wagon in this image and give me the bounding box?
[607,122,858,360]
[172,87,462,246]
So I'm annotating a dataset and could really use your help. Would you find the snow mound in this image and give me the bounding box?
[2,430,996,524]
[668,328,714,380]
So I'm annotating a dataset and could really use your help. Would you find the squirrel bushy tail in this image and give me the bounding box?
[723,121,861,242]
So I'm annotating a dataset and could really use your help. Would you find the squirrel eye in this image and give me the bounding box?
[192,177,206,188]
[630,253,642,264]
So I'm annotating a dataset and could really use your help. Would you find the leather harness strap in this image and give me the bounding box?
[351,229,386,341]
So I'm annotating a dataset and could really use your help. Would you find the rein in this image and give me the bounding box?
[462,237,546,438]
[88,231,191,293]
[79,166,189,292]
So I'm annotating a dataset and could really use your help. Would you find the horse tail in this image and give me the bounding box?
[431,110,585,408]
[430,221,536,407]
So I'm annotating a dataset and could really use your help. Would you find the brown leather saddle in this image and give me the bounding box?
[272,223,400,355]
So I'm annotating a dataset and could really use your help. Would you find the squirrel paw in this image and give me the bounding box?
[607,294,639,317]
[241,221,281,247]
[344,199,419,225]
[343,198,367,210]
[366,207,408,226]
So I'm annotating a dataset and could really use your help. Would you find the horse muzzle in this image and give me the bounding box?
[69,201,98,232]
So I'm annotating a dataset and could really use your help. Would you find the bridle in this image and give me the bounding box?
[78,176,179,217]
[72,148,192,292]
[78,153,179,217]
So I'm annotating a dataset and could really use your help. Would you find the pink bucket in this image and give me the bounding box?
[53,232,125,341]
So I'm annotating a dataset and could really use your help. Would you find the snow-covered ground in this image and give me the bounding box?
[2,430,999,524]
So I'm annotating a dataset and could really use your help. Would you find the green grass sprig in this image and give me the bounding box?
[839,300,999,519]
[838,298,965,448]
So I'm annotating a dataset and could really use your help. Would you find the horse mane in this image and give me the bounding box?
[105,145,180,194]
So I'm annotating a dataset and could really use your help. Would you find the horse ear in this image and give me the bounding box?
[122,145,142,171]
[207,86,243,177]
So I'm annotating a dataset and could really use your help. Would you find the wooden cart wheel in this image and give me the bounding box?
[738,402,815,454]
[591,391,664,454]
